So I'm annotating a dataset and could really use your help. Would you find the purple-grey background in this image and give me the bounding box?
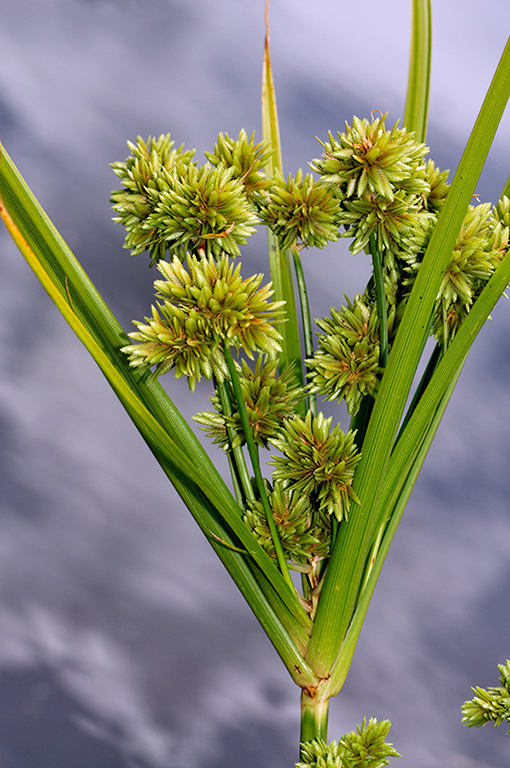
[0,1,510,766]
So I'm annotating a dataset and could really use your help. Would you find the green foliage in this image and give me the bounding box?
[462,660,510,732]
[296,718,400,768]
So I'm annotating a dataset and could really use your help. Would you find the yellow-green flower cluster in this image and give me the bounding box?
[122,254,284,389]
[462,660,510,731]
[111,134,258,263]
[270,412,360,521]
[296,718,399,768]
[311,115,441,263]
[194,357,305,449]
[406,202,509,346]
[205,129,273,201]
[258,169,343,250]
[111,134,196,264]
[243,481,330,565]
[307,295,386,415]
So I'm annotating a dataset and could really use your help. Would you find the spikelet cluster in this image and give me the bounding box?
[258,169,343,250]
[406,201,509,346]
[296,718,400,768]
[122,254,284,390]
[194,357,305,449]
[271,412,360,522]
[243,481,330,564]
[311,114,441,267]
[462,660,510,732]
[111,134,196,264]
[111,134,258,263]
[307,295,386,415]
[205,129,273,201]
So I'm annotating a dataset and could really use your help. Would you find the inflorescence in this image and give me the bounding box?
[112,117,509,577]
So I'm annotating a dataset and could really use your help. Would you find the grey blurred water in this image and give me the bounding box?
[0,1,509,766]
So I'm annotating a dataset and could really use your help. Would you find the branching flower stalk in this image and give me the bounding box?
[1,1,510,766]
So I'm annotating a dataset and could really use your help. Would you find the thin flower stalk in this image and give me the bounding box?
[223,343,294,590]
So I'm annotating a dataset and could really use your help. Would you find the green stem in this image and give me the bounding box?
[223,343,294,590]
[215,377,255,505]
[291,241,316,415]
[300,690,329,746]
[369,236,388,368]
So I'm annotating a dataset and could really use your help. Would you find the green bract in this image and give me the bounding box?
[270,412,361,521]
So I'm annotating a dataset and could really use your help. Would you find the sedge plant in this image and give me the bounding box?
[1,1,510,764]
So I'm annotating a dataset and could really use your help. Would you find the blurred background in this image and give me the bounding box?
[0,1,509,766]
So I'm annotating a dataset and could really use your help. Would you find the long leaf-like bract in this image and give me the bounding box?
[0,146,317,687]
[262,0,305,398]
[306,35,510,679]
[404,0,432,142]
[323,245,510,697]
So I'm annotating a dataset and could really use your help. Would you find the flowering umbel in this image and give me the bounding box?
[271,412,361,521]
[122,254,284,389]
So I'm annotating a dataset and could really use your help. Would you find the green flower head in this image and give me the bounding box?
[111,134,196,265]
[307,295,383,415]
[122,254,285,390]
[311,114,429,201]
[297,718,399,768]
[339,191,435,261]
[205,129,273,200]
[194,357,305,449]
[243,481,330,565]
[462,659,510,732]
[146,161,258,260]
[271,411,361,521]
[405,202,509,346]
[258,169,342,250]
